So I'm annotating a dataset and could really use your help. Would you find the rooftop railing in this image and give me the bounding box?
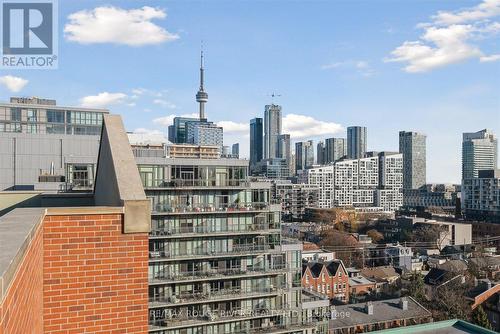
[146,179,249,188]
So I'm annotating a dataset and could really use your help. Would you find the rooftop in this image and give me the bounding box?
[329,297,431,329]
[370,319,497,334]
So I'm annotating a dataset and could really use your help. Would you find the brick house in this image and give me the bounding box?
[302,259,349,303]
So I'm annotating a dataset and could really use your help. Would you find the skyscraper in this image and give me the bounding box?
[250,117,263,171]
[264,104,282,159]
[462,129,498,180]
[325,137,346,164]
[317,141,325,165]
[277,134,291,169]
[347,126,367,159]
[232,143,239,158]
[295,140,314,171]
[399,131,426,189]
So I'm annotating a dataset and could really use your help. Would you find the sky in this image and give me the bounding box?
[0,0,499,184]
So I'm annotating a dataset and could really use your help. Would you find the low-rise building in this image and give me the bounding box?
[302,260,350,303]
[328,297,432,334]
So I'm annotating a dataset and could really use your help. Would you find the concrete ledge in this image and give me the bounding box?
[0,208,45,303]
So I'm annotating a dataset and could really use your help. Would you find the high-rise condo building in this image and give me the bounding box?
[462,129,498,180]
[250,117,263,171]
[277,134,291,170]
[325,137,346,164]
[295,140,314,171]
[0,97,108,191]
[347,126,367,159]
[308,152,403,212]
[317,141,325,165]
[399,131,426,189]
[135,148,328,333]
[232,143,240,158]
[462,169,500,220]
[264,104,282,159]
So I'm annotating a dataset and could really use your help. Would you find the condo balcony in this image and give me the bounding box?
[149,223,280,239]
[233,320,319,334]
[151,202,275,215]
[149,244,282,261]
[148,306,286,332]
[149,286,284,308]
[149,264,289,284]
[144,179,251,189]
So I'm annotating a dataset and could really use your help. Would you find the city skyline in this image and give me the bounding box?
[0,0,498,184]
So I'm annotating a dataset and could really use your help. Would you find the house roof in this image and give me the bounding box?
[329,297,431,329]
[436,259,468,273]
[424,268,447,285]
[361,266,399,281]
[302,259,346,278]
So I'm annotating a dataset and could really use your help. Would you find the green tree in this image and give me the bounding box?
[407,271,426,302]
[471,306,492,330]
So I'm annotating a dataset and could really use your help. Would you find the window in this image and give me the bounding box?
[47,110,64,123]
[26,109,37,122]
[10,108,21,121]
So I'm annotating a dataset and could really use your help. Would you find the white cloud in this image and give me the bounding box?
[128,128,167,145]
[153,98,176,109]
[386,0,500,72]
[217,121,247,134]
[80,92,127,108]
[153,113,198,126]
[321,60,375,77]
[64,6,179,46]
[431,0,500,26]
[480,53,500,62]
[0,75,28,92]
[283,114,343,139]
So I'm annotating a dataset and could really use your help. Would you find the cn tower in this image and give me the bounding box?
[195,49,208,120]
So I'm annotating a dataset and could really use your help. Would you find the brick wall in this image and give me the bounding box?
[0,223,44,334]
[43,213,149,334]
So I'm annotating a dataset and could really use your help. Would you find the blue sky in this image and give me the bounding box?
[0,0,499,183]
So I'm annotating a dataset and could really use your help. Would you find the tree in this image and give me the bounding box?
[433,276,472,321]
[412,224,450,250]
[366,229,384,243]
[471,306,492,330]
[319,229,363,267]
[406,271,426,303]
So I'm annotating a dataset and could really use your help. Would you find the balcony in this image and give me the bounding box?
[152,202,273,215]
[149,286,283,308]
[234,321,318,334]
[149,223,279,238]
[149,264,289,284]
[145,179,250,189]
[149,244,282,261]
[148,307,282,331]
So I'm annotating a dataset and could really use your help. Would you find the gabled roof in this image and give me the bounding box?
[424,268,447,285]
[302,259,347,278]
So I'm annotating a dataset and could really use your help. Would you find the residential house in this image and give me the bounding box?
[302,260,350,303]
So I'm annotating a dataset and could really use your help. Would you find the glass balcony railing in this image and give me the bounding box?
[152,202,271,214]
[149,264,288,282]
[145,179,249,188]
[149,286,284,306]
[149,244,282,260]
[149,306,282,329]
[150,223,279,237]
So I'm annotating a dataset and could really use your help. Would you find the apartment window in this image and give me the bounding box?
[10,108,21,121]
[47,110,64,123]
[26,109,37,122]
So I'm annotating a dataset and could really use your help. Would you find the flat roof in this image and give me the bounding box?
[369,319,496,334]
[329,297,431,329]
